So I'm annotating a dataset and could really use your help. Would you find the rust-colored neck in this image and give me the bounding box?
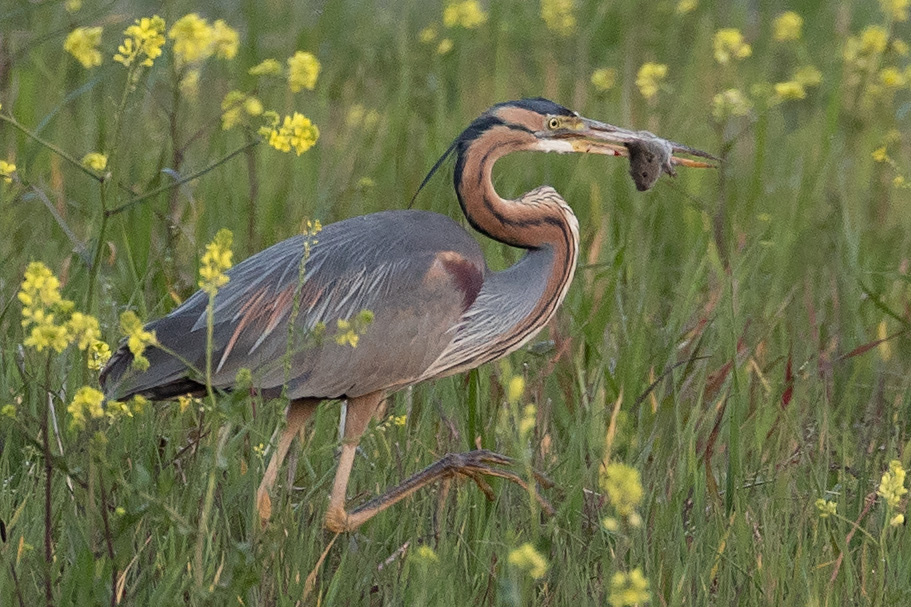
[454,123,577,251]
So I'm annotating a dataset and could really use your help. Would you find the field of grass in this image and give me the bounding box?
[1,0,910,605]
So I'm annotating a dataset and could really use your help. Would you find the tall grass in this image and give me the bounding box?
[1,0,910,605]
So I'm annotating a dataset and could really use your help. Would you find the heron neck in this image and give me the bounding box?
[454,130,578,251]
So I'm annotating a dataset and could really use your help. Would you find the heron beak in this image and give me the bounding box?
[567,116,718,191]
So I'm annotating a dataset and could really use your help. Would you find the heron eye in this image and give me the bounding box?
[548,117,560,130]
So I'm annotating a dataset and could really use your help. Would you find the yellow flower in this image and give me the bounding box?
[635,62,668,100]
[0,160,15,184]
[773,80,806,101]
[392,414,407,427]
[711,88,752,121]
[518,404,536,437]
[443,0,488,29]
[773,11,803,41]
[893,39,910,56]
[211,20,239,60]
[65,0,82,12]
[1,404,16,419]
[894,175,907,188]
[815,498,837,518]
[507,543,547,579]
[676,0,697,14]
[88,340,112,371]
[18,262,75,353]
[81,152,108,172]
[120,310,156,371]
[437,39,454,55]
[891,513,906,526]
[508,375,525,404]
[262,112,320,155]
[713,28,752,64]
[67,312,101,351]
[877,460,908,508]
[540,0,576,37]
[419,25,438,44]
[879,66,907,88]
[114,15,166,68]
[249,58,282,76]
[608,568,650,607]
[179,69,200,96]
[873,146,889,162]
[64,27,103,69]
[287,51,320,92]
[169,13,214,65]
[600,462,643,516]
[415,545,437,561]
[793,65,822,87]
[861,26,889,55]
[881,0,910,22]
[67,386,105,431]
[591,67,618,92]
[199,228,234,295]
[602,516,620,532]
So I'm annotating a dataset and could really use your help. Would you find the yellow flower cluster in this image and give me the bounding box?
[773,81,806,101]
[67,386,104,430]
[81,152,108,172]
[262,112,321,155]
[221,91,264,130]
[881,0,910,21]
[18,262,107,357]
[773,11,803,42]
[0,160,15,184]
[119,310,156,371]
[287,51,321,92]
[541,0,576,37]
[713,28,752,64]
[64,27,103,69]
[635,63,667,100]
[114,15,166,68]
[443,0,488,29]
[199,228,234,295]
[608,569,650,607]
[600,462,644,518]
[414,545,439,562]
[249,58,283,77]
[591,67,618,92]
[711,88,752,121]
[815,498,837,518]
[877,460,908,508]
[507,543,548,579]
[168,14,239,66]
[334,310,374,348]
[345,104,381,129]
[844,26,888,67]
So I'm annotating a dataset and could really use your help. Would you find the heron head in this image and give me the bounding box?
[476,98,718,191]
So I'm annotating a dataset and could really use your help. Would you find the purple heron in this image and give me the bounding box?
[100,98,714,532]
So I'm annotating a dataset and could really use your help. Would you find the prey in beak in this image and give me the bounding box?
[562,116,718,191]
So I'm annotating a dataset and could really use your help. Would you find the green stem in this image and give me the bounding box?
[0,113,103,183]
[105,139,260,217]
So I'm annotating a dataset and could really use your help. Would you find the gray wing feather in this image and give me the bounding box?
[102,210,485,401]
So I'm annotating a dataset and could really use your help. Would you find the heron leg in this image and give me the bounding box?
[325,447,555,533]
[257,398,319,524]
[324,391,385,533]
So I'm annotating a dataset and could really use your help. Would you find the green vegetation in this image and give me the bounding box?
[1,0,910,604]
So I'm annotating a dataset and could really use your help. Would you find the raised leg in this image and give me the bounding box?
[325,442,555,533]
[257,398,319,523]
